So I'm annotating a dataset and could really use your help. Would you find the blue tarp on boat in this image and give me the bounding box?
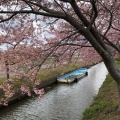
[57,68,88,83]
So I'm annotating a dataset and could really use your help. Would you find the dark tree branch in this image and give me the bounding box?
[58,43,92,47]
[70,0,90,27]
[0,10,66,19]
[103,11,113,40]
[60,0,71,3]
[70,0,109,52]
[22,0,34,11]
[112,25,120,32]
[21,0,66,17]
[103,35,120,53]
[0,13,17,23]
[54,0,68,16]
[88,0,98,29]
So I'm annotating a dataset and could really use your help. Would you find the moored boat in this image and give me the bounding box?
[57,68,88,83]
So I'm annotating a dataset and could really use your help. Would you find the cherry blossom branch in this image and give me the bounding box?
[54,0,68,16]
[2,38,25,49]
[22,0,34,11]
[0,13,17,23]
[69,0,109,52]
[58,43,92,47]
[103,36,120,53]
[0,10,66,20]
[88,0,98,29]
[70,0,90,27]
[112,26,120,32]
[44,31,80,51]
[60,0,71,3]
[21,0,67,17]
[103,11,113,39]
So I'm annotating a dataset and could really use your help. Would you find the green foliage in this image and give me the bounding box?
[82,60,120,120]
[116,60,120,66]
[82,101,108,120]
[82,73,119,120]
[0,77,6,84]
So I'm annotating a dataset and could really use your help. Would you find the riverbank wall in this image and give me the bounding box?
[0,77,57,109]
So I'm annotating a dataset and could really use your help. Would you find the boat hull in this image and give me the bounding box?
[57,68,88,83]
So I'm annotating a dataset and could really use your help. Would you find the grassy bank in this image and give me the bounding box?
[37,62,83,80]
[82,73,120,120]
[0,62,84,84]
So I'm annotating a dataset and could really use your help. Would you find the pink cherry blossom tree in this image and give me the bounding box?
[0,0,120,108]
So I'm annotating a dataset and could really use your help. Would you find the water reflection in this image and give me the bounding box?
[0,62,108,120]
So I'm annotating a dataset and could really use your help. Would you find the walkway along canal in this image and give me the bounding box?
[0,62,108,120]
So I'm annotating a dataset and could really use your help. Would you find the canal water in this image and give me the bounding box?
[0,62,108,120]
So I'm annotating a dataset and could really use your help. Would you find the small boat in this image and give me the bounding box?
[57,68,88,83]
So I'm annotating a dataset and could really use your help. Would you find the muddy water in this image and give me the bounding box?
[0,62,108,120]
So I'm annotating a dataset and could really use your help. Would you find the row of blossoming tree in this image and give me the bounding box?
[0,0,120,109]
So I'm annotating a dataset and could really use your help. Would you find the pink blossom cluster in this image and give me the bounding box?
[0,80,15,106]
[33,88,44,99]
[20,85,31,96]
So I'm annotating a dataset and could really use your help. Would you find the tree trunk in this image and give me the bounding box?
[102,53,120,110]
[5,60,9,79]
